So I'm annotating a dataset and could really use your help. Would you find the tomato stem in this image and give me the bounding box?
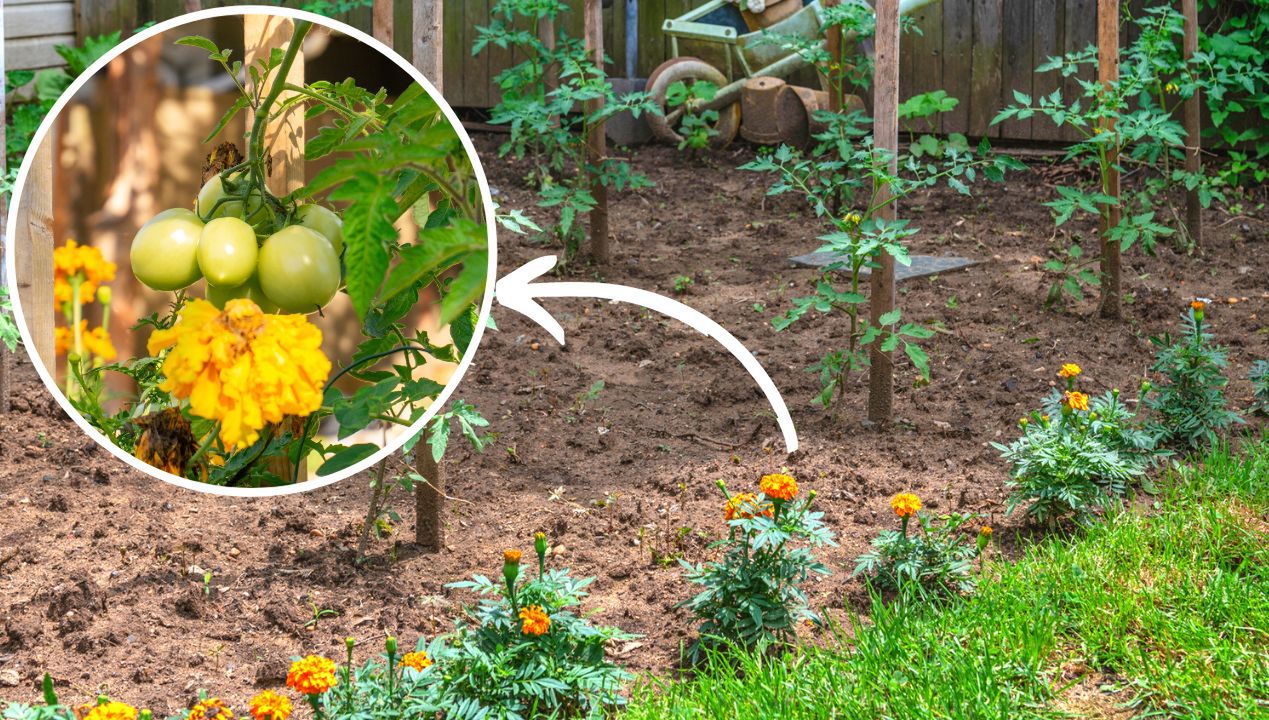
[245,19,313,228]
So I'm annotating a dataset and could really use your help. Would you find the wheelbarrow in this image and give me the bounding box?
[645,0,939,147]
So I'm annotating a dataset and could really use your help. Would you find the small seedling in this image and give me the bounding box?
[673,275,694,295]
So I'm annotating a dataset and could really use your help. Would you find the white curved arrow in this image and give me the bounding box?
[495,256,799,453]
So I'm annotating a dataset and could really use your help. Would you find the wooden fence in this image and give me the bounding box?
[41,0,1170,143]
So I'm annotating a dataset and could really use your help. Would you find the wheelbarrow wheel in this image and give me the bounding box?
[645,57,740,148]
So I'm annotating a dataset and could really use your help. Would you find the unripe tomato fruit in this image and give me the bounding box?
[257,226,341,314]
[131,208,204,291]
[206,271,279,314]
[295,204,344,256]
[196,173,272,229]
[197,217,258,288]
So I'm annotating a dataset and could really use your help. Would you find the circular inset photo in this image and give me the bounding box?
[4,8,495,493]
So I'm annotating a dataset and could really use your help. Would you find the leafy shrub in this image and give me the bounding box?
[406,534,635,719]
[678,474,835,658]
[664,80,719,152]
[994,365,1155,524]
[1144,300,1243,450]
[854,493,989,597]
[1250,360,1269,416]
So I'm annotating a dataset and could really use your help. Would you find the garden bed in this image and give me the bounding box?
[1,135,1266,712]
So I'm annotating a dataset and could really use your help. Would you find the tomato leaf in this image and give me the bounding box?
[317,444,379,476]
[332,172,398,321]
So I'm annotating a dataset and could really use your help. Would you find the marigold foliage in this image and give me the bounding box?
[724,492,772,521]
[855,510,983,596]
[286,655,338,696]
[147,299,331,449]
[1144,306,1242,450]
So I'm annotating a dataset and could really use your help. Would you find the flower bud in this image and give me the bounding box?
[97,285,112,305]
[503,549,522,587]
[534,532,548,558]
[976,526,992,554]
[140,711,152,720]
[385,636,397,656]
[345,636,356,652]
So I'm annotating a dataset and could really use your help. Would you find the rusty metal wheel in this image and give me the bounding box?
[645,57,740,148]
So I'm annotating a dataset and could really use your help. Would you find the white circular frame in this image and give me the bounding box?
[3,5,498,497]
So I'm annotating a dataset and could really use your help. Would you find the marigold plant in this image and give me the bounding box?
[1144,302,1243,450]
[679,474,836,659]
[855,495,985,597]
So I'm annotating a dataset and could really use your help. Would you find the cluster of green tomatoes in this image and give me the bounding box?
[130,172,344,314]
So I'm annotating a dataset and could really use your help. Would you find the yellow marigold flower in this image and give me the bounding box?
[146,299,331,449]
[53,239,116,307]
[504,549,522,564]
[759,473,798,502]
[890,492,921,518]
[83,325,117,361]
[188,698,233,720]
[980,525,992,537]
[724,492,773,521]
[519,605,551,636]
[286,655,338,696]
[55,323,75,356]
[976,525,993,553]
[83,702,137,720]
[247,691,291,720]
[399,651,433,671]
[1062,390,1090,412]
[1058,363,1081,379]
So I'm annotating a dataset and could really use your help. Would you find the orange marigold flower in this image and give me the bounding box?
[188,698,233,720]
[890,492,921,518]
[759,473,798,502]
[286,655,338,695]
[1062,390,1090,412]
[54,239,116,308]
[83,702,137,720]
[1058,363,1081,379]
[399,651,433,671]
[504,549,522,564]
[979,525,992,537]
[1190,299,1207,311]
[247,691,291,720]
[519,605,551,636]
[724,492,773,521]
[56,321,117,361]
[146,299,331,449]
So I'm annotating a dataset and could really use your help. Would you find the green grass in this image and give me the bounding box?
[621,440,1269,720]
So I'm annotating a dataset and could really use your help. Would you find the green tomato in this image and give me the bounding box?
[196,172,272,229]
[205,272,279,314]
[295,204,344,256]
[257,226,341,314]
[197,217,259,288]
[131,208,204,291]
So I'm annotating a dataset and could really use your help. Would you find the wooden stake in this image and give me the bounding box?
[1096,0,1121,321]
[868,0,899,424]
[245,16,307,480]
[541,12,557,93]
[413,0,443,94]
[15,139,56,375]
[373,0,394,47]
[825,0,842,113]
[414,446,444,551]
[1182,0,1201,247]
[584,0,609,265]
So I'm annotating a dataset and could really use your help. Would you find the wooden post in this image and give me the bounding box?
[1096,0,1121,320]
[867,0,900,424]
[1182,0,1201,247]
[373,0,394,47]
[825,0,842,113]
[584,0,610,265]
[541,13,557,93]
[15,140,56,375]
[413,0,443,93]
[245,16,307,481]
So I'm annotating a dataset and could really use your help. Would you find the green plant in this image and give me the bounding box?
[1144,301,1243,450]
[475,0,655,260]
[406,534,635,719]
[1039,241,1101,309]
[304,598,340,630]
[672,274,694,295]
[0,286,21,351]
[665,80,719,152]
[993,366,1155,524]
[1251,360,1269,416]
[854,493,985,597]
[678,474,835,659]
[1191,0,1269,190]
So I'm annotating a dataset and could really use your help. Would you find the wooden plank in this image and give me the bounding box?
[373,0,394,46]
[637,0,664,78]
[1182,0,1201,246]
[1097,0,1120,320]
[5,35,74,70]
[4,3,75,39]
[16,139,55,374]
[414,0,444,93]
[442,0,464,102]
[999,0,1031,139]
[1030,0,1063,140]
[485,0,512,105]
[6,0,57,5]
[941,0,972,134]
[465,0,490,108]
[393,0,413,59]
[869,0,899,424]
[907,0,942,133]
[585,0,609,264]
[1062,0,1096,143]
[968,0,1002,138]
[75,0,136,42]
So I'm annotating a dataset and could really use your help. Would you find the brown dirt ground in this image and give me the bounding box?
[1,136,1267,713]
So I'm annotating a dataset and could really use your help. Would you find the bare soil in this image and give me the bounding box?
[1,136,1266,713]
